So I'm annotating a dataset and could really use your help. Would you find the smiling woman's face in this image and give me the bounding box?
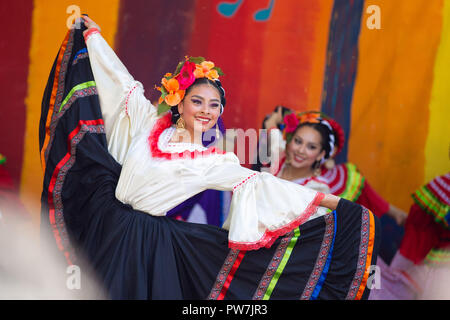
[286,125,326,170]
[177,83,221,139]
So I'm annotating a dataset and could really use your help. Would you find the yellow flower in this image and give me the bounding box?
[194,64,205,78]
[194,61,219,80]
[201,61,215,71]
[205,69,219,80]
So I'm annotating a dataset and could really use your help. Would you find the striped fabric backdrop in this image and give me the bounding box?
[0,0,449,227]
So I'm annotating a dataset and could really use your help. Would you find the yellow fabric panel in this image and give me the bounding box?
[425,0,450,182]
[349,0,443,211]
[21,0,120,227]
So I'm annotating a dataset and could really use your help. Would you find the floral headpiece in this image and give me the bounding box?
[282,111,345,158]
[155,56,224,115]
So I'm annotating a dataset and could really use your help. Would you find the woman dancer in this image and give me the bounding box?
[369,172,450,299]
[80,16,339,249]
[39,16,380,299]
[260,108,407,225]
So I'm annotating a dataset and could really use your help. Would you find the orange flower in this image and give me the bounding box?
[164,90,185,106]
[178,90,185,101]
[162,78,180,92]
[299,113,320,124]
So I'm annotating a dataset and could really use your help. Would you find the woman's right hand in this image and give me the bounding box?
[319,193,340,211]
[81,15,101,37]
[264,106,284,129]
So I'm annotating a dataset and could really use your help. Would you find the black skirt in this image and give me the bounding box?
[39,26,380,300]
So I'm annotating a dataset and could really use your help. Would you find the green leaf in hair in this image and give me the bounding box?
[212,66,224,76]
[188,56,206,64]
[157,102,171,115]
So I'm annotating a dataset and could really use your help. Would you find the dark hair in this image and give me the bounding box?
[171,78,226,124]
[290,122,334,169]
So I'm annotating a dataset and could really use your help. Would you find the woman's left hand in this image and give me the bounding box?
[387,204,408,226]
[81,15,101,36]
[319,193,340,211]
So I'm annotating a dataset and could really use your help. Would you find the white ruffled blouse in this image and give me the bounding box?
[85,32,326,250]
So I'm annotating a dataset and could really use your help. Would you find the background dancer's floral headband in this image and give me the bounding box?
[155,56,225,115]
[282,111,345,158]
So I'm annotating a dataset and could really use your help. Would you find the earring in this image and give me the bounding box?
[176,117,185,133]
[216,124,220,140]
[314,167,321,177]
[285,155,291,165]
[313,159,322,176]
[324,158,335,170]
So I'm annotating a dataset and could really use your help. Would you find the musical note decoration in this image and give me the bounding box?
[217,0,276,22]
[254,0,275,22]
[217,0,244,18]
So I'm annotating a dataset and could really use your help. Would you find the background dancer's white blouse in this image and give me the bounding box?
[85,32,327,250]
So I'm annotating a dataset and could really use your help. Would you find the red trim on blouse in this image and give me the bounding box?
[148,112,226,160]
[426,173,450,206]
[124,84,138,115]
[233,172,259,191]
[228,191,325,251]
[274,158,328,187]
[83,27,100,42]
[321,163,348,196]
[273,156,286,177]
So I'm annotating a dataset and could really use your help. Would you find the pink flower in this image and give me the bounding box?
[175,61,196,90]
[283,113,299,133]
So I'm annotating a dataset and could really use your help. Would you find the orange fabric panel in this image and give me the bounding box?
[349,0,443,211]
[21,0,120,227]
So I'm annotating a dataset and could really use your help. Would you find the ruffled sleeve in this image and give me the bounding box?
[85,32,158,164]
[204,152,325,250]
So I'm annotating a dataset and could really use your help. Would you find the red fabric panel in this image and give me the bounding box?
[114,0,197,104]
[0,1,33,189]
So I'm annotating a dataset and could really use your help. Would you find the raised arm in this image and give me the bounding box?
[82,16,157,163]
